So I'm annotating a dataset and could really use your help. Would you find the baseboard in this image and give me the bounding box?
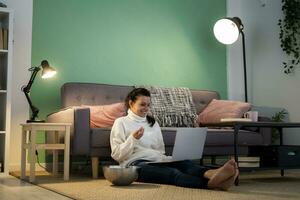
[9,160,115,174]
[9,162,47,172]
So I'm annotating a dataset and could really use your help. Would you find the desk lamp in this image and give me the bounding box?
[22,60,56,122]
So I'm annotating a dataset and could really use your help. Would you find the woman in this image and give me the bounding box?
[110,88,239,190]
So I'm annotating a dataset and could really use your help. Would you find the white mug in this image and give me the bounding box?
[244,111,258,122]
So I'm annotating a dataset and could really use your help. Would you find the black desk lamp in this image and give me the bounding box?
[22,60,57,122]
[213,17,248,102]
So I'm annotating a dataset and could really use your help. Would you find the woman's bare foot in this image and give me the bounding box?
[204,159,237,179]
[207,159,236,189]
[217,168,239,191]
[227,159,238,168]
[204,169,218,179]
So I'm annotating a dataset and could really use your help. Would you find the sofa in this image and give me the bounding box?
[47,82,272,178]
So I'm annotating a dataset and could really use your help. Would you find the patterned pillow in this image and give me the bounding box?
[83,103,126,128]
[198,99,251,124]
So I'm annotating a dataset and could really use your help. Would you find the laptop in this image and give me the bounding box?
[147,127,207,164]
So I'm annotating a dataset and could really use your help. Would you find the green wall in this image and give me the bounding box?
[32,0,227,121]
[32,0,226,162]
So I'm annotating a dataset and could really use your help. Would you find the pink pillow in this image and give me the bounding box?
[198,99,251,124]
[83,103,126,128]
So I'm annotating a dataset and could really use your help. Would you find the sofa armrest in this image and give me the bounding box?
[47,107,91,155]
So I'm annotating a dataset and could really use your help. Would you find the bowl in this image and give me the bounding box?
[103,165,139,186]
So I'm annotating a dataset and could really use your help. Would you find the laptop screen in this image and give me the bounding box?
[172,127,207,161]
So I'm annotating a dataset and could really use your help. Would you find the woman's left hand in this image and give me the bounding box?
[132,127,144,139]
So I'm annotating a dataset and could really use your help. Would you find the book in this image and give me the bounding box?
[3,29,8,50]
[230,156,260,167]
[0,28,3,49]
[220,118,252,122]
[238,162,260,167]
[231,156,260,162]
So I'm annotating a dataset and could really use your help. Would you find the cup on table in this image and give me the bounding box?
[244,111,258,122]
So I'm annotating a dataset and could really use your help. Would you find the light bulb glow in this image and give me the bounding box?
[213,19,240,44]
[42,70,56,79]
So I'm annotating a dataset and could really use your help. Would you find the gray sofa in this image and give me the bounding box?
[47,82,272,178]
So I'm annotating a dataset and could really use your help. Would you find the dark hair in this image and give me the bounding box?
[125,88,155,127]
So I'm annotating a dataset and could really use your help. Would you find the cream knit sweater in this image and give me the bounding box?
[110,109,170,166]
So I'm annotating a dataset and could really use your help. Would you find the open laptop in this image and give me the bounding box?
[147,127,207,164]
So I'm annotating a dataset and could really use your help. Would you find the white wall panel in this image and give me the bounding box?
[227,0,300,144]
[4,0,32,170]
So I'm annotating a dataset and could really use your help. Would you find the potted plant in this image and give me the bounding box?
[278,0,300,74]
[271,109,288,144]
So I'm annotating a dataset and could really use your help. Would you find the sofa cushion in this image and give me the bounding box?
[198,99,251,124]
[91,128,262,147]
[84,102,126,128]
[61,82,134,107]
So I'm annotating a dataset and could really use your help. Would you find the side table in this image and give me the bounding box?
[20,123,71,182]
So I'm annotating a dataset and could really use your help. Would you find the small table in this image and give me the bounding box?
[20,123,71,182]
[202,121,300,184]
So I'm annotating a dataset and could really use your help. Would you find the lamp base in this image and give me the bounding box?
[26,119,45,123]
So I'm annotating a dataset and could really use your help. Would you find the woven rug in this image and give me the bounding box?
[11,170,300,200]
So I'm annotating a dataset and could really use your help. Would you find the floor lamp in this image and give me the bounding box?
[213,17,248,102]
[22,60,57,122]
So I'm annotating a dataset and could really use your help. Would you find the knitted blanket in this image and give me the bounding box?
[137,86,197,127]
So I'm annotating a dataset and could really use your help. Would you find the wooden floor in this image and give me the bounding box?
[0,175,72,200]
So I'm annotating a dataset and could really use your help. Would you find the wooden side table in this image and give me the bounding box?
[20,123,71,182]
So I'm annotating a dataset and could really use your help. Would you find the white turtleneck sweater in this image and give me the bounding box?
[110,109,170,166]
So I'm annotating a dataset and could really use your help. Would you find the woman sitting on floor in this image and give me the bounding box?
[110,88,239,190]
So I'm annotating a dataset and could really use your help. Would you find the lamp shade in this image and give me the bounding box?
[213,18,241,44]
[41,60,57,79]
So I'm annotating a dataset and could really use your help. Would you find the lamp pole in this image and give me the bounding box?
[22,67,43,122]
[241,31,248,102]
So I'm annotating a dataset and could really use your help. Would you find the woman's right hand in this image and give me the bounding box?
[132,127,144,139]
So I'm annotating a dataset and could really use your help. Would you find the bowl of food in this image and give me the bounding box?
[102,165,139,186]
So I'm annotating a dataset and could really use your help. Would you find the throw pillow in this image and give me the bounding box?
[198,99,252,124]
[83,102,126,128]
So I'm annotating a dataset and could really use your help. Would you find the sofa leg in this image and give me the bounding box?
[92,157,99,179]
